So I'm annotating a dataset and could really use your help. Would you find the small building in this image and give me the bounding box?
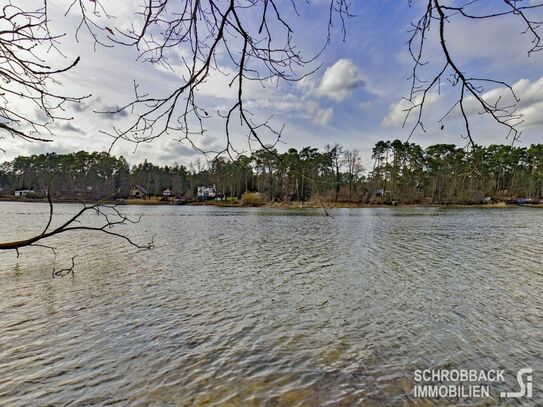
[197,185,216,200]
[130,184,148,198]
[162,188,172,197]
[14,189,34,197]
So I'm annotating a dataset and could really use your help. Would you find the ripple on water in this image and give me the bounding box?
[0,204,541,406]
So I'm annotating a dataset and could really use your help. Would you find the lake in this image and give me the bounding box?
[0,202,541,406]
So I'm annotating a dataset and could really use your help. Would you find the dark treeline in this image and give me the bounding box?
[0,142,542,203]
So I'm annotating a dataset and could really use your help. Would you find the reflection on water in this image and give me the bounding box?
[0,203,541,406]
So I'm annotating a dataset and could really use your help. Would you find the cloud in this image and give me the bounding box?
[297,76,317,95]
[446,16,543,66]
[381,93,440,128]
[99,105,129,119]
[317,59,364,102]
[380,76,543,137]
[313,107,333,125]
[157,141,202,162]
[462,76,543,128]
[305,102,333,126]
[245,89,335,126]
[22,143,75,156]
[380,98,409,128]
[200,135,218,148]
[72,102,90,112]
[58,122,84,134]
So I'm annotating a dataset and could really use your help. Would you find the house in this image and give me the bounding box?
[130,184,148,198]
[14,189,34,197]
[162,188,172,197]
[197,185,216,200]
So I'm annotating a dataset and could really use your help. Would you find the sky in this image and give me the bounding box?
[3,0,543,169]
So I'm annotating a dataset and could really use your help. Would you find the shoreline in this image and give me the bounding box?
[1,196,541,209]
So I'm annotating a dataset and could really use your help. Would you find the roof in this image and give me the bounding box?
[131,184,148,194]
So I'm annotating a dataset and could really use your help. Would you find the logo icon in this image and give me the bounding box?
[500,368,533,398]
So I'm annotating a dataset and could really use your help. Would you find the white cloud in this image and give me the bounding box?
[497,77,543,125]
[380,75,543,139]
[446,17,543,66]
[311,107,333,126]
[297,76,317,94]
[317,59,364,102]
[463,76,543,128]
[380,98,409,128]
[381,93,440,128]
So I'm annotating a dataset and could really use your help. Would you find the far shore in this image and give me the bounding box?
[1,196,541,209]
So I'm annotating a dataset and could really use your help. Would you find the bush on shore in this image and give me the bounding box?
[241,192,264,206]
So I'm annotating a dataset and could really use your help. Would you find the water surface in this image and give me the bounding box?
[0,203,541,405]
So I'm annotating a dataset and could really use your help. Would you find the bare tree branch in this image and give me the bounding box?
[63,0,353,158]
[0,1,88,147]
[405,0,542,146]
[52,255,77,277]
[0,199,154,253]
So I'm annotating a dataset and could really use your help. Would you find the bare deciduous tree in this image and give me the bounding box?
[405,0,543,147]
[3,1,542,153]
[85,0,352,158]
[0,2,87,149]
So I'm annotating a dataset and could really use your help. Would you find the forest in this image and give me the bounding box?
[0,141,542,205]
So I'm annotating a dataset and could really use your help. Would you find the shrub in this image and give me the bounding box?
[241,192,264,206]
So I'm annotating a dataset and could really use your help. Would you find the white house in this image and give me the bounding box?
[197,185,216,200]
[14,189,33,197]
[162,188,172,197]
